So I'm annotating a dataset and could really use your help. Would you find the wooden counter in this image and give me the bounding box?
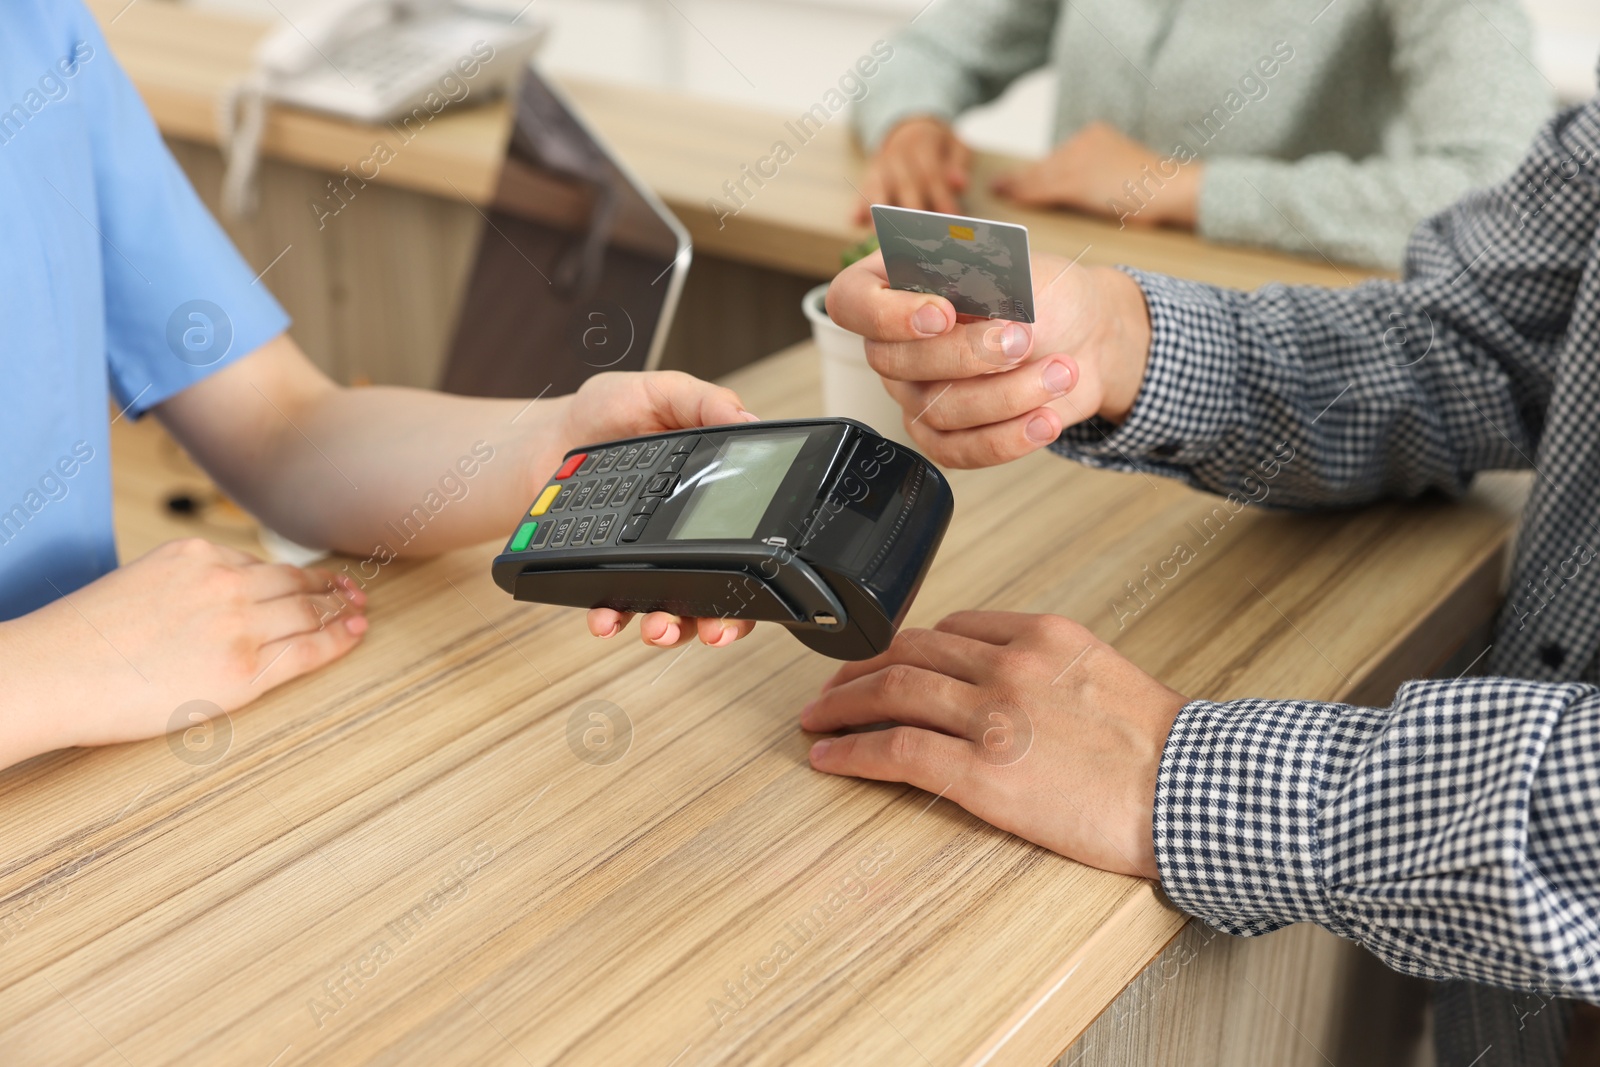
[1,342,1522,1065]
[555,80,1380,290]
[91,0,1380,295]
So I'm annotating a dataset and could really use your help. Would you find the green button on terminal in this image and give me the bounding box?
[509,522,538,552]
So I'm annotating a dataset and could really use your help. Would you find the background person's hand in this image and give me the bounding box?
[0,538,366,766]
[855,117,974,225]
[992,122,1201,230]
[802,611,1189,879]
[569,370,762,649]
[824,250,1153,468]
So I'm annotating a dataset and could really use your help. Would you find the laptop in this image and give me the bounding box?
[440,67,690,398]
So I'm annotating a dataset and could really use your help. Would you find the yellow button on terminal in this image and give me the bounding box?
[529,485,561,516]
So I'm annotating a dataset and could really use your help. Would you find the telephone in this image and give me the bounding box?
[219,0,546,216]
[253,0,545,125]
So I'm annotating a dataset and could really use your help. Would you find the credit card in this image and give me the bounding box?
[870,204,1034,322]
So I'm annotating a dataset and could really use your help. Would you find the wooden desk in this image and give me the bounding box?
[92,1,1383,391]
[2,343,1522,1065]
[554,81,1378,292]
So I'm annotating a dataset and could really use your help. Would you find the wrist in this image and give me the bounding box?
[881,114,953,150]
[1135,694,1187,880]
[0,611,87,764]
[1153,161,1202,229]
[1091,267,1153,424]
[520,393,577,494]
[892,114,951,135]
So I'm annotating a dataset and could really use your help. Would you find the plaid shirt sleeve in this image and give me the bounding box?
[1050,263,1546,508]
[1052,98,1600,506]
[1050,95,1600,999]
[1155,681,1600,1000]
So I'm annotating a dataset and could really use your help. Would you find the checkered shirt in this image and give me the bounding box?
[1053,88,1600,999]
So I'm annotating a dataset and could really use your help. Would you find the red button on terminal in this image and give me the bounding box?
[554,453,587,479]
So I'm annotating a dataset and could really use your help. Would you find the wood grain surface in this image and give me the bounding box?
[0,343,1524,1065]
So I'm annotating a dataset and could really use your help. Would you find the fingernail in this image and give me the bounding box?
[1042,360,1073,397]
[810,738,833,760]
[1001,323,1030,362]
[738,409,761,423]
[1025,415,1056,444]
[655,624,680,646]
[345,615,369,635]
[912,303,948,336]
[601,623,619,638]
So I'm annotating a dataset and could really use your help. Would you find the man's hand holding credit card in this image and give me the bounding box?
[833,205,1155,469]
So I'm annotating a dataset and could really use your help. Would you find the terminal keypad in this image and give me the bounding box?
[507,434,701,552]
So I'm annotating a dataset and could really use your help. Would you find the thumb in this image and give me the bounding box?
[641,371,756,431]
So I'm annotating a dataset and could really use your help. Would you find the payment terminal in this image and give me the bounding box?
[492,419,953,659]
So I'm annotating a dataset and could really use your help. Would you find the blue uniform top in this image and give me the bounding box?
[0,1,288,619]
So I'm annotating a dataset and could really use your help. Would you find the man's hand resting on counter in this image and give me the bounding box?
[825,251,1154,469]
[803,611,1188,879]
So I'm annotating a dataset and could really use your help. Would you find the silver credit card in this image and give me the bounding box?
[870,204,1034,322]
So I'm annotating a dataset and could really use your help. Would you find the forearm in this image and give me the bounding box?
[0,616,78,767]
[1196,0,1550,270]
[852,0,1056,149]
[244,383,565,558]
[1198,153,1491,271]
[852,34,975,152]
[1155,679,1600,999]
[160,336,754,561]
[1054,267,1540,509]
[156,334,569,558]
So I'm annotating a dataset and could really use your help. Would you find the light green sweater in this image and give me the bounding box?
[854,0,1553,269]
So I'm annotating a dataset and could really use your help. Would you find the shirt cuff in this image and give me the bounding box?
[852,99,961,153]
[1153,697,1361,937]
[1195,157,1292,249]
[1049,268,1240,474]
[1197,158,1405,271]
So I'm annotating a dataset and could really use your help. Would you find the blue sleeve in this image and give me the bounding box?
[72,1,289,419]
